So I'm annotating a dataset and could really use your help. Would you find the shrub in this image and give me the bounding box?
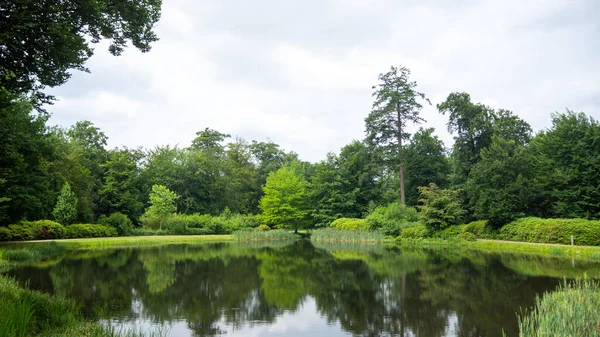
[498,217,600,246]
[463,220,496,238]
[257,224,270,231]
[399,225,429,239]
[330,218,369,231]
[417,183,465,231]
[365,202,419,236]
[5,220,66,241]
[65,224,118,239]
[98,212,133,236]
[0,227,12,241]
[457,232,477,242]
[434,225,466,239]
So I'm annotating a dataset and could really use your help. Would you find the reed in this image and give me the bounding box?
[232,229,297,241]
[310,229,383,244]
[505,277,600,337]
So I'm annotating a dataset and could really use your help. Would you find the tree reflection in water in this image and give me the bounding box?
[8,241,589,337]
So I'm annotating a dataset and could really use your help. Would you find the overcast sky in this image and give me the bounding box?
[46,0,599,162]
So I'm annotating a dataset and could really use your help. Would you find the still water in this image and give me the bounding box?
[6,241,600,337]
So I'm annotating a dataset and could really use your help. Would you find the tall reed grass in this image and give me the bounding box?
[505,277,600,337]
[310,229,383,243]
[232,229,297,241]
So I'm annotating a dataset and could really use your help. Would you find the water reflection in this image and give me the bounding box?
[7,241,600,337]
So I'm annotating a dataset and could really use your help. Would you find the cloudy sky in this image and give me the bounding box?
[46,0,599,162]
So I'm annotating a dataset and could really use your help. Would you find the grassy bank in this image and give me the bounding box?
[394,238,600,262]
[232,229,297,241]
[1,235,233,250]
[505,278,600,337]
[0,274,168,337]
[310,229,383,243]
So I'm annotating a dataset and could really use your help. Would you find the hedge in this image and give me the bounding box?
[498,217,600,246]
[398,225,429,239]
[330,218,369,231]
[64,224,118,239]
[0,221,66,241]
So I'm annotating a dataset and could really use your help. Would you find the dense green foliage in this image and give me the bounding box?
[2,60,600,247]
[65,224,118,239]
[417,183,465,230]
[508,279,600,337]
[53,182,78,225]
[330,218,369,231]
[0,0,162,108]
[260,165,310,232]
[498,217,600,246]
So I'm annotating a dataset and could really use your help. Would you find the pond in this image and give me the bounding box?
[5,240,600,337]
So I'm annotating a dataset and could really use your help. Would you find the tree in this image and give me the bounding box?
[437,92,495,185]
[0,0,162,107]
[53,182,78,225]
[530,111,600,218]
[404,128,451,205]
[365,65,429,205]
[466,136,536,226]
[0,97,56,224]
[259,164,310,232]
[142,185,179,230]
[98,148,144,220]
[417,183,465,231]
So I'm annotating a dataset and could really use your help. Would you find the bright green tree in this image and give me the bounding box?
[259,165,310,232]
[417,183,465,231]
[0,0,162,107]
[53,182,78,225]
[365,65,429,205]
[142,185,179,230]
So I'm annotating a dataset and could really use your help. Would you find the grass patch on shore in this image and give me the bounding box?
[505,278,600,337]
[393,237,600,262]
[310,229,383,243]
[232,229,297,242]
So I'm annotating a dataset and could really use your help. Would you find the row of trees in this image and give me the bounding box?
[2,66,598,229]
[2,86,599,229]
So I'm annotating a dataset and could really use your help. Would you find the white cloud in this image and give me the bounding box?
[46,0,600,162]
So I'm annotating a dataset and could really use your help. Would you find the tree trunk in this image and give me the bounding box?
[397,107,406,205]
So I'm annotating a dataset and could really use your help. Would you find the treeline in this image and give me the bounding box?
[1,66,599,235]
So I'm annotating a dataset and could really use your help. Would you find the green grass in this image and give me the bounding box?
[0,274,169,337]
[232,229,297,241]
[393,237,600,262]
[310,229,383,243]
[2,235,233,250]
[505,278,600,337]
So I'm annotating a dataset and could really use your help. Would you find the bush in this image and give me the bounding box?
[434,225,466,239]
[330,218,369,231]
[65,224,118,239]
[498,217,600,246]
[399,225,429,239]
[159,213,260,235]
[257,224,270,231]
[0,227,12,241]
[463,220,496,238]
[5,221,66,241]
[417,183,465,231]
[457,232,477,242]
[365,202,419,236]
[97,212,133,236]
